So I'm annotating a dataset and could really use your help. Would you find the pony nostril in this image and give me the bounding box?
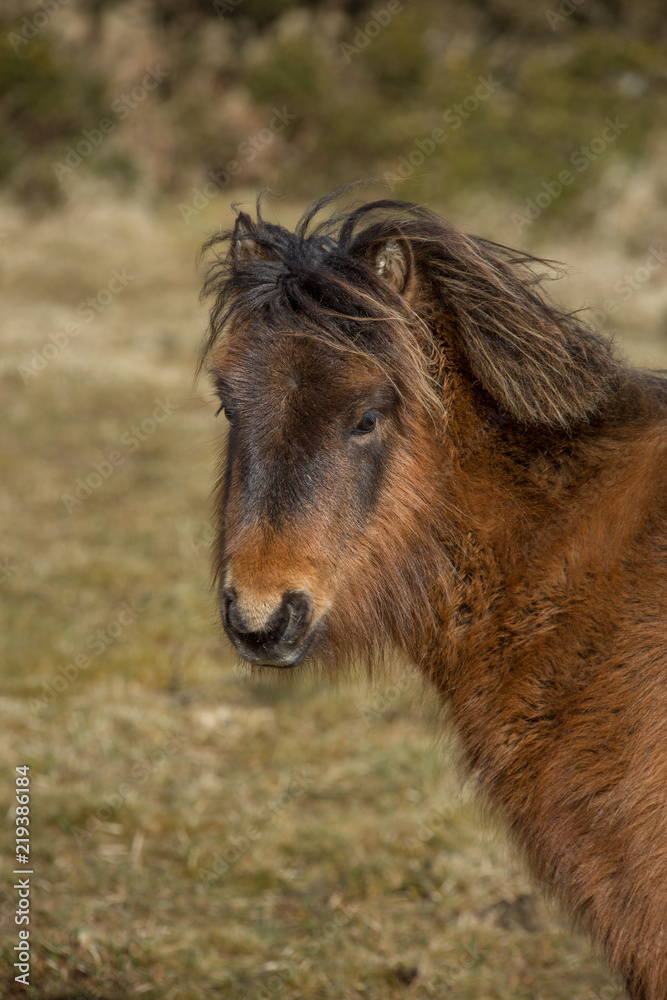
[220,588,314,664]
[222,587,259,639]
[280,592,312,645]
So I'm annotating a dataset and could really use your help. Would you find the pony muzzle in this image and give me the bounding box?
[221,587,315,667]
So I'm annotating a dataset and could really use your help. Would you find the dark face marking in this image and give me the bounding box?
[212,327,402,665]
[216,330,399,529]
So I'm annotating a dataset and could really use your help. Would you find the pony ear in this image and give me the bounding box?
[231,212,269,263]
[366,237,416,298]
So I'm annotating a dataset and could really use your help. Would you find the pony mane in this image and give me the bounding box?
[199,192,648,430]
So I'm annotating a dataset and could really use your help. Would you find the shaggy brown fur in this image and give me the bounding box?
[199,192,667,999]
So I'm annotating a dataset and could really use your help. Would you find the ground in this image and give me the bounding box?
[1,187,665,999]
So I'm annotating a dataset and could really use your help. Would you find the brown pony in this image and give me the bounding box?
[199,192,667,999]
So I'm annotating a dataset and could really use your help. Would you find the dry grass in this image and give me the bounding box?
[1,186,665,1000]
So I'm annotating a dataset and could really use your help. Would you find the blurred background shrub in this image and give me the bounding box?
[1,0,666,231]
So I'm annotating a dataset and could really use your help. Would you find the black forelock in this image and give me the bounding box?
[197,191,425,354]
[199,188,650,430]
[196,192,438,419]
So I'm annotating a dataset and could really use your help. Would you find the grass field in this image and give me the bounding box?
[1,187,666,999]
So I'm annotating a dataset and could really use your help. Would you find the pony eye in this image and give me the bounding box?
[215,403,234,423]
[352,411,378,435]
